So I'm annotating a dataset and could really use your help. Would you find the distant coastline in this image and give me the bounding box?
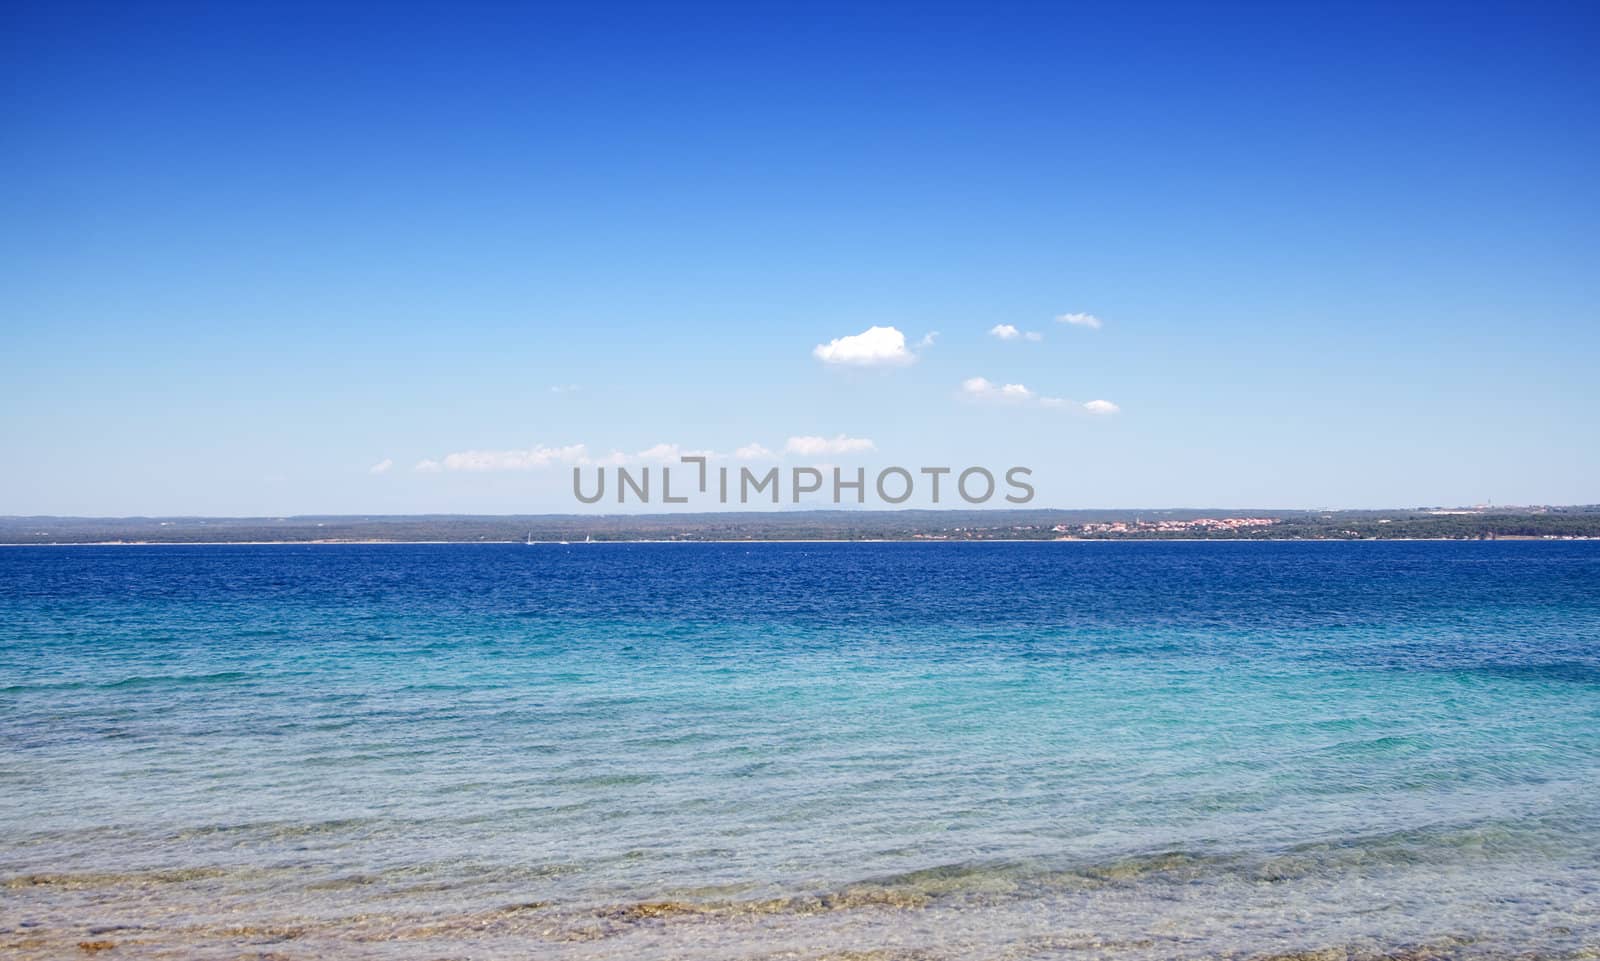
[6,538,1595,547]
[3,506,1598,545]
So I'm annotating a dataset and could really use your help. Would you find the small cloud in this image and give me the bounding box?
[549,384,580,393]
[961,376,1081,409]
[634,443,715,462]
[990,324,1043,342]
[784,434,876,456]
[634,443,680,462]
[813,325,916,367]
[414,436,904,472]
[917,331,939,349]
[414,444,590,472]
[369,458,393,474]
[961,376,1035,402]
[1057,312,1104,329]
[1083,399,1120,415]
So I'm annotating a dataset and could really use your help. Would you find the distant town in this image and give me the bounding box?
[1065,516,1281,535]
[2,505,1598,544]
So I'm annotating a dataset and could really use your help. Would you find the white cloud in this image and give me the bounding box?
[961,376,1036,402]
[633,443,680,462]
[960,376,1078,409]
[633,443,717,462]
[813,325,916,367]
[1057,312,1104,329]
[990,324,1043,342]
[369,458,393,474]
[917,331,940,349]
[414,435,899,472]
[784,434,876,456]
[964,391,1119,415]
[414,444,589,472]
[549,384,580,393]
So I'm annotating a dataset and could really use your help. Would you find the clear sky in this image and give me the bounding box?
[3,0,1596,515]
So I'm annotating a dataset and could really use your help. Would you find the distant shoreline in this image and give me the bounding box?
[4,507,1597,545]
[3,536,1594,547]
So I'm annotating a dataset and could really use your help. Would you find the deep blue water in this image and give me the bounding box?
[2,542,1598,960]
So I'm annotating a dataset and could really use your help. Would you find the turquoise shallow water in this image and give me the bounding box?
[2,542,1598,959]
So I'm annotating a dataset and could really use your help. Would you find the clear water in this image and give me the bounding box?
[2,542,1598,959]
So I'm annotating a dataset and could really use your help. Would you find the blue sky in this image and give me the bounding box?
[3,0,1596,514]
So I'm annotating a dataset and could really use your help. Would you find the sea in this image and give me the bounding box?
[2,542,1598,960]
